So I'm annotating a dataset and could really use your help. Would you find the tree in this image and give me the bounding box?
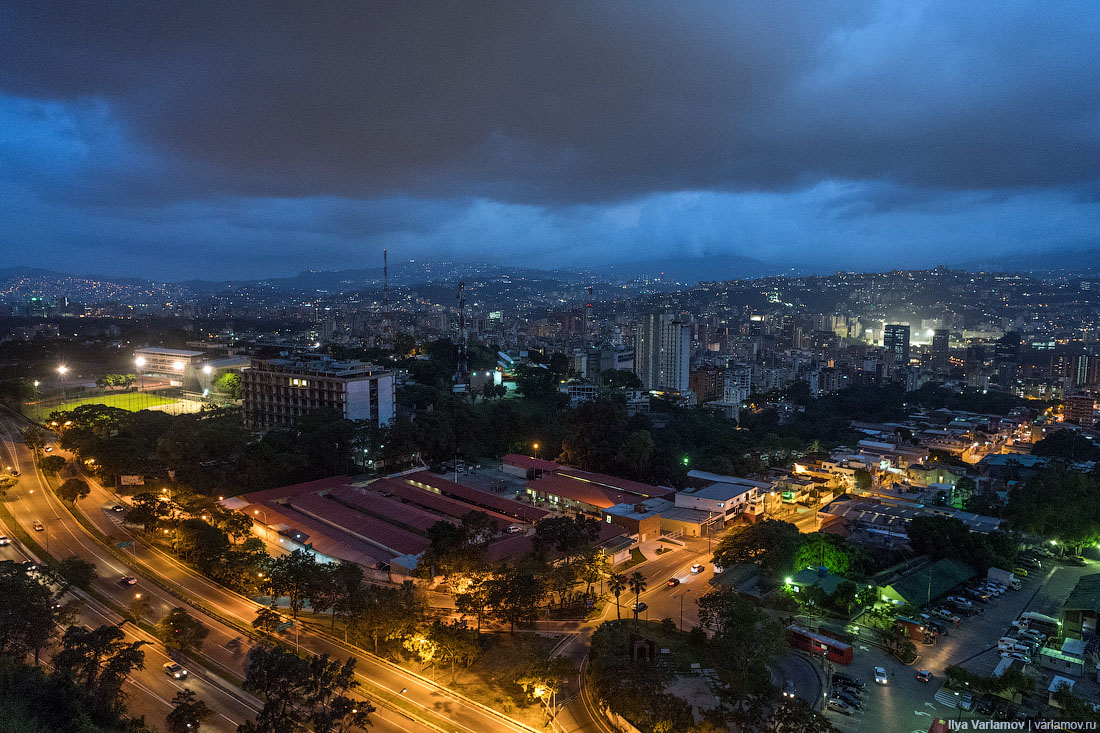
[0,475,16,500]
[167,689,212,733]
[241,646,372,733]
[56,477,91,505]
[628,571,648,623]
[350,582,426,654]
[608,573,626,620]
[853,469,872,491]
[174,518,231,571]
[0,559,62,664]
[157,607,209,654]
[415,620,480,682]
[602,369,642,390]
[53,624,147,719]
[618,430,656,477]
[253,606,285,634]
[213,372,243,400]
[698,591,787,700]
[38,455,66,474]
[265,549,322,618]
[454,577,491,633]
[124,492,172,533]
[485,568,545,632]
[1033,430,1100,461]
[22,426,47,457]
[712,519,801,577]
[532,514,600,560]
[794,534,866,576]
[55,555,97,590]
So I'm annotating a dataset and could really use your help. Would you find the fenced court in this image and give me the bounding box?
[22,387,224,422]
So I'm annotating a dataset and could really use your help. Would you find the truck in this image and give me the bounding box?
[987,567,1020,589]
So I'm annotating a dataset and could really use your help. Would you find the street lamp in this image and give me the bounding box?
[135,356,145,392]
[532,442,540,460]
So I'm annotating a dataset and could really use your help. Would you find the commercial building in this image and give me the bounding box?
[634,312,691,392]
[875,558,975,607]
[931,328,950,372]
[675,478,770,522]
[1064,394,1098,428]
[501,454,559,480]
[1061,572,1100,638]
[243,356,395,430]
[884,324,911,363]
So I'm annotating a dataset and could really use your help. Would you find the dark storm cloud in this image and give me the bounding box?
[4,1,1097,205]
[0,1,1098,278]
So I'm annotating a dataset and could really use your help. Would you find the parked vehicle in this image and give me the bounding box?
[946,596,972,608]
[690,564,706,574]
[826,699,851,715]
[1001,651,1031,663]
[960,693,974,711]
[1065,556,1087,567]
[836,691,862,709]
[832,673,865,690]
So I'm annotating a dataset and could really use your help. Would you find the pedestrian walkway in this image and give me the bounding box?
[933,686,960,708]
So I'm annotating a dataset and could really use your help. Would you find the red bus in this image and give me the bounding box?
[787,624,854,665]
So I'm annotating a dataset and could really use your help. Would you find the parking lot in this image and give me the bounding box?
[822,556,1100,732]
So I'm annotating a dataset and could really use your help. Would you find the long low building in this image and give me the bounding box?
[228,471,549,576]
[819,498,1003,540]
[526,468,673,515]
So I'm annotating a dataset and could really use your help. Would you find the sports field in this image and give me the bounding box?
[25,392,179,422]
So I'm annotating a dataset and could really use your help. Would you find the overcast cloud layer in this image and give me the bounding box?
[1,1,1098,279]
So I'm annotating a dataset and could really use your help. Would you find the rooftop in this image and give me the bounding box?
[881,558,975,605]
[1062,573,1100,613]
[135,346,205,357]
[501,454,560,472]
[687,482,761,501]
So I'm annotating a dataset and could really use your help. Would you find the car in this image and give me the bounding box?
[9,469,18,476]
[977,696,994,715]
[1018,630,1045,643]
[782,680,796,699]
[505,525,522,534]
[1013,568,1029,578]
[932,609,960,624]
[1022,558,1042,569]
[1065,556,1087,566]
[826,699,851,715]
[122,576,138,586]
[631,601,647,613]
[163,662,188,679]
[874,667,889,685]
[946,596,972,608]
[667,578,680,587]
[833,681,861,697]
[43,446,52,453]
[835,691,862,709]
[960,693,974,711]
[0,536,9,546]
[916,669,932,683]
[833,673,865,690]
[111,504,125,512]
[998,637,1021,650]
[690,564,705,574]
[32,521,44,532]
[1001,651,1031,663]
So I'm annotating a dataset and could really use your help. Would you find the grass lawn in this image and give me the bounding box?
[26,392,178,421]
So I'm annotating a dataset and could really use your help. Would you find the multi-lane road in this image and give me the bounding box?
[0,412,538,733]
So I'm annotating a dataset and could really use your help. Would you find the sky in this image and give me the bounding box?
[1,2,1098,281]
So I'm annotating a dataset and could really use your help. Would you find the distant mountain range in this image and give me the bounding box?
[1,246,1098,301]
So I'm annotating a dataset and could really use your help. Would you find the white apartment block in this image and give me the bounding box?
[243,356,395,430]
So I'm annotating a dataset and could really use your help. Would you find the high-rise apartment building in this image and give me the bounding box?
[243,356,395,430]
[724,363,752,403]
[931,328,950,372]
[883,324,911,363]
[635,312,691,392]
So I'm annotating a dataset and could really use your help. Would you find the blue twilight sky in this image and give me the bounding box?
[1,2,1098,280]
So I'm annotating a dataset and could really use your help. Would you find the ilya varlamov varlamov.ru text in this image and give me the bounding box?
[948,721,1098,731]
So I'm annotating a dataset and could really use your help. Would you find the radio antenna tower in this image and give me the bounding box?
[452,281,469,393]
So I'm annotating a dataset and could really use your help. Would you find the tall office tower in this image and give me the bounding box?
[635,312,691,392]
[884,324,911,363]
[931,328,950,372]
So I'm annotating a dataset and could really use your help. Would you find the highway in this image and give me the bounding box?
[0,412,537,733]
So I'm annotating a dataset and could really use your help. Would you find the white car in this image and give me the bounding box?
[874,666,888,685]
[163,662,188,679]
[1001,651,1031,663]
[690,563,705,574]
[0,536,9,546]
[946,596,972,608]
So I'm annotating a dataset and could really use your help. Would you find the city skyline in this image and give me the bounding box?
[2,2,1099,279]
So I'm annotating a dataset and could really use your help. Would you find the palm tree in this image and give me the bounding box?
[628,571,647,625]
[608,573,626,620]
